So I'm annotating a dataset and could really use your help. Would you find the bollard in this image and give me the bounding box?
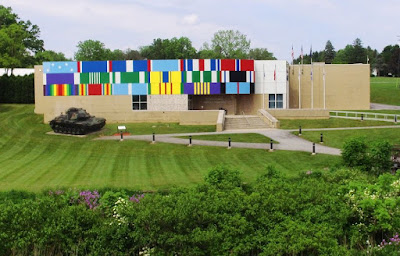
[320,133,323,144]
[269,139,274,152]
[299,126,302,136]
[395,115,397,123]
[228,137,231,149]
[152,132,155,144]
[120,131,123,141]
[361,114,364,121]
[312,142,316,155]
[188,135,192,147]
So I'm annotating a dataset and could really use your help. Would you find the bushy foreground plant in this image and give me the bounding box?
[0,167,399,255]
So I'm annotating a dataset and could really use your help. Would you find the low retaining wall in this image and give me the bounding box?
[267,109,330,119]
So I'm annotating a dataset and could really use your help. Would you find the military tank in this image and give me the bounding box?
[49,107,106,135]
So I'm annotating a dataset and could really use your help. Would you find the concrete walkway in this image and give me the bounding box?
[96,128,342,156]
[370,103,400,110]
[95,125,400,156]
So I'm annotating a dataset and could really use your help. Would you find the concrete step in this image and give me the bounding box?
[224,115,270,130]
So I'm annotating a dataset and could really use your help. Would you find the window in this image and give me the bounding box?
[132,95,147,110]
[268,94,284,109]
[276,94,283,108]
[268,94,275,109]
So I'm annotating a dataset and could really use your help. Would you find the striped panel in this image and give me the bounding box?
[221,71,230,83]
[211,71,220,83]
[102,83,112,95]
[78,84,88,96]
[139,72,148,83]
[193,82,210,95]
[150,71,162,83]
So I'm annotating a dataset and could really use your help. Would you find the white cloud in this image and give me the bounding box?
[181,14,199,26]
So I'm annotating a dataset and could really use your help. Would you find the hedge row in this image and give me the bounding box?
[0,74,34,103]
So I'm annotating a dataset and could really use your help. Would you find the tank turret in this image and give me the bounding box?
[49,108,106,135]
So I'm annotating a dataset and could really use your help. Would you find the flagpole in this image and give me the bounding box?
[311,63,313,109]
[298,64,301,109]
[323,64,326,109]
[263,64,265,110]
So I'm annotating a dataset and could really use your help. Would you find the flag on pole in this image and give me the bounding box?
[274,64,276,81]
[310,45,313,64]
[310,66,313,81]
[300,46,303,61]
[291,45,294,64]
[367,55,369,64]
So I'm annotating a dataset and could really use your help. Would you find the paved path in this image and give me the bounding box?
[95,125,400,156]
[96,129,342,156]
[370,103,400,110]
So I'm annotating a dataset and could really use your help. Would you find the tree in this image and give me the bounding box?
[248,48,276,60]
[205,30,251,59]
[351,38,367,64]
[0,5,44,69]
[140,37,197,59]
[35,50,69,63]
[324,40,335,64]
[123,49,143,60]
[74,40,111,61]
[379,45,400,77]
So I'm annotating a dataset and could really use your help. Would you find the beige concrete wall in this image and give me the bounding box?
[35,66,218,126]
[148,94,188,111]
[289,63,370,110]
[267,109,330,119]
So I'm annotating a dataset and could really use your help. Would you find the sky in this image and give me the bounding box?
[3,0,400,61]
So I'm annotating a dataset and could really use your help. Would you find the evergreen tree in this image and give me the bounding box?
[324,40,335,64]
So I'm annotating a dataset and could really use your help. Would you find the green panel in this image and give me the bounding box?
[147,83,151,95]
[203,71,211,82]
[182,72,186,83]
[180,83,184,94]
[100,73,110,83]
[80,73,89,84]
[192,71,200,82]
[121,72,139,83]
[217,71,220,82]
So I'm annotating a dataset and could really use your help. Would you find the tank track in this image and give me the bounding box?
[50,120,105,135]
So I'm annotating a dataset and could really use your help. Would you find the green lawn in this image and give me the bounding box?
[100,123,215,136]
[0,105,340,191]
[279,118,397,130]
[370,77,400,105]
[294,128,400,149]
[176,133,278,143]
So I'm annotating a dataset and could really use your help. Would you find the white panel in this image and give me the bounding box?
[192,59,199,71]
[200,71,203,83]
[211,71,217,83]
[109,73,113,83]
[204,59,211,71]
[43,74,47,85]
[126,60,133,72]
[187,71,192,83]
[139,72,145,83]
[115,72,121,84]
[128,83,132,95]
[74,73,80,84]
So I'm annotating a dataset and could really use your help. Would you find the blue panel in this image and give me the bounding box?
[133,60,148,72]
[226,82,237,94]
[210,59,216,71]
[43,61,77,73]
[162,72,169,83]
[132,83,147,95]
[112,61,126,72]
[82,61,107,73]
[187,59,193,71]
[239,82,250,94]
[46,73,74,84]
[152,60,179,71]
[113,83,129,95]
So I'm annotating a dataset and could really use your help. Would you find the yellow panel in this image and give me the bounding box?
[150,72,161,83]
[170,71,181,83]
[172,83,181,94]
[150,83,160,95]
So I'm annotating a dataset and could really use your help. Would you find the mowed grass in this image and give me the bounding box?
[0,105,340,191]
[371,77,400,105]
[177,133,278,143]
[294,128,400,149]
[279,118,397,130]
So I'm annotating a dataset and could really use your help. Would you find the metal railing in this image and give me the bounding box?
[330,111,398,123]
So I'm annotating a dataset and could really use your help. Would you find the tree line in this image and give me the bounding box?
[1,4,399,77]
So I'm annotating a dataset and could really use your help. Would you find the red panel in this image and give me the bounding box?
[108,61,112,72]
[88,84,102,95]
[221,59,235,71]
[58,84,63,96]
[77,62,81,73]
[180,59,184,71]
[199,59,204,71]
[240,60,254,71]
[147,60,151,71]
